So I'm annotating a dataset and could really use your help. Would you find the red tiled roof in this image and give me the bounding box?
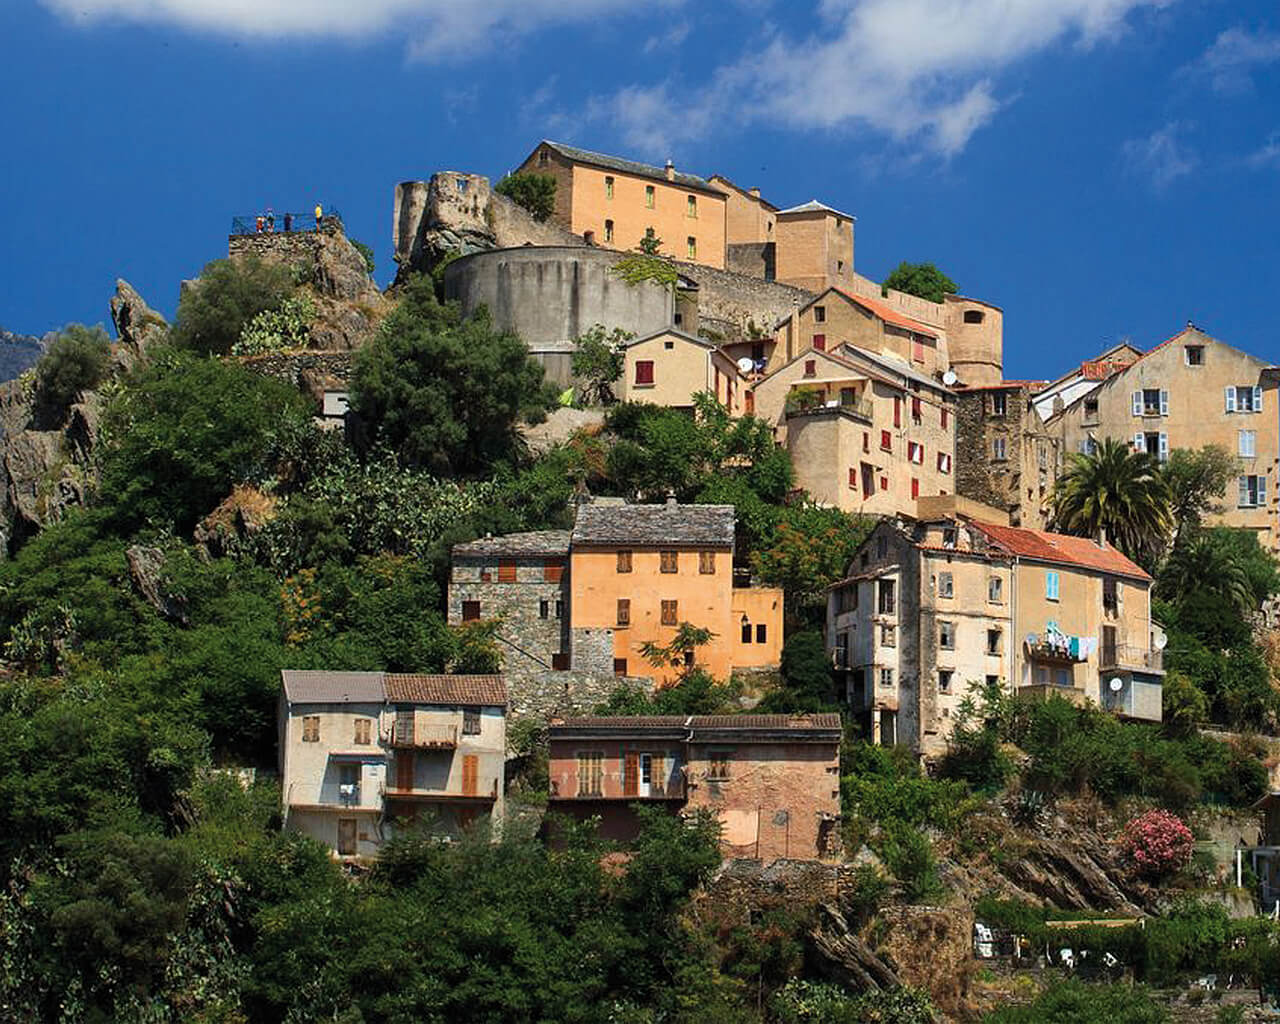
[831,288,940,339]
[384,674,507,707]
[970,521,1151,580]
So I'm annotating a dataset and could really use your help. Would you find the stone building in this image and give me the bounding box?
[751,345,957,519]
[1046,325,1280,551]
[1030,342,1143,422]
[278,671,507,857]
[954,381,1060,530]
[828,508,1162,756]
[546,713,842,861]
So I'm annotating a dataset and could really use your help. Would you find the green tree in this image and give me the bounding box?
[983,979,1169,1023]
[1050,438,1173,565]
[170,255,296,356]
[882,261,957,303]
[637,233,663,256]
[351,238,375,274]
[494,172,558,222]
[641,621,717,678]
[571,324,630,405]
[1156,534,1253,619]
[98,351,312,535]
[350,275,557,474]
[1162,444,1239,544]
[752,504,874,611]
[756,630,839,712]
[35,324,112,409]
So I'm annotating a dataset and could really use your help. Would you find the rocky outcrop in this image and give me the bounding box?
[0,328,44,383]
[193,486,278,560]
[109,279,169,370]
[126,545,189,625]
[808,902,902,991]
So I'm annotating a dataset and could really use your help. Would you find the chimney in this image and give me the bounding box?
[749,187,761,199]
[665,159,675,182]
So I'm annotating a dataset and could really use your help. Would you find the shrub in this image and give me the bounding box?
[170,255,296,356]
[351,239,375,274]
[1122,809,1194,878]
[35,324,112,408]
[494,172,557,222]
[232,294,316,356]
[876,822,942,903]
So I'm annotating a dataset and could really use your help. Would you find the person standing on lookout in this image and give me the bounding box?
[314,202,323,228]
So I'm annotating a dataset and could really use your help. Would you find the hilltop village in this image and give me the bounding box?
[2,139,1280,1022]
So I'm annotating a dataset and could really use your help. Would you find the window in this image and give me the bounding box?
[911,397,922,423]
[661,600,678,625]
[538,148,549,166]
[1103,576,1118,612]
[941,407,950,430]
[804,359,817,377]
[461,600,481,621]
[1239,475,1268,508]
[881,623,896,647]
[707,751,732,780]
[1185,345,1203,366]
[463,709,481,735]
[939,621,955,649]
[543,559,564,582]
[1240,430,1257,458]
[878,579,896,614]
[1139,388,1166,416]
[604,219,614,243]
[498,559,516,582]
[942,527,956,548]
[617,550,633,573]
[893,396,902,428]
[907,441,924,464]
[939,670,953,693]
[911,477,920,500]
[699,550,716,574]
[863,432,871,453]
[937,452,952,474]
[605,175,614,199]
[456,177,469,193]
[992,438,1007,461]
[963,309,985,324]
[756,624,767,644]
[555,598,564,619]
[912,338,925,364]
[616,598,630,627]
[986,674,999,688]
[645,185,655,208]
[813,305,827,324]
[302,715,319,742]
[1083,397,1099,420]
[660,550,678,573]
[741,621,752,643]
[687,195,697,218]
[1046,571,1060,601]
[577,752,604,796]
[614,658,628,676]
[812,333,826,351]
[879,667,894,689]
[848,466,858,490]
[881,430,892,452]
[938,572,953,598]
[861,463,875,496]
[991,392,1007,417]
[539,599,550,620]
[687,236,697,259]
[354,718,371,745]
[986,628,1002,655]
[1228,385,1262,413]
[635,360,655,386]
[988,576,1003,603]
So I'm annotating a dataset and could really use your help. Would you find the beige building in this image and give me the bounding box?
[1047,326,1280,551]
[1031,342,1143,422]
[515,141,728,269]
[279,671,507,857]
[616,328,747,415]
[828,509,1162,755]
[751,345,957,518]
[773,287,948,378]
[773,201,855,294]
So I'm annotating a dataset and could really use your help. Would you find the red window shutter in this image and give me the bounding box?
[498,560,516,582]
[942,408,950,429]
[812,333,826,351]
[881,430,891,451]
[863,432,870,453]
[543,560,564,582]
[624,753,639,796]
[745,390,755,414]
[880,475,888,490]
[912,397,922,419]
[635,360,655,385]
[848,467,857,490]
[911,478,920,499]
[913,339,925,363]
[804,359,816,377]
[893,396,901,427]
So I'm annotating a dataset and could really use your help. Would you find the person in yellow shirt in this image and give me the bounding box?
[314,202,323,228]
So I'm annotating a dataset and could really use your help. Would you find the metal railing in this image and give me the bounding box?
[550,777,686,800]
[1099,645,1163,671]
[384,724,459,750]
[230,207,342,236]
[381,778,499,800]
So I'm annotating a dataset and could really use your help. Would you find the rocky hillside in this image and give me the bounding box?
[0,327,45,382]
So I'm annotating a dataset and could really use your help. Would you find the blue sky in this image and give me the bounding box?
[3,0,1279,379]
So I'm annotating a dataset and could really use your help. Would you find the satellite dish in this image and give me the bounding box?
[736,357,755,375]
[1109,677,1124,692]
[942,370,958,386]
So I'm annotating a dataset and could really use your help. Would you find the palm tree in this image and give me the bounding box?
[1050,438,1173,564]
[1155,534,1254,617]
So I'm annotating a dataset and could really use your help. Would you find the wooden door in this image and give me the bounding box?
[461,754,479,797]
[623,752,639,797]
[395,751,414,791]
[337,818,357,856]
[651,754,665,796]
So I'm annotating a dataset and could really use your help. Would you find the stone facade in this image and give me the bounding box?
[671,257,813,342]
[955,383,1060,530]
[239,351,353,397]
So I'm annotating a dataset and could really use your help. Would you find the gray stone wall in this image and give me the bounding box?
[672,258,813,340]
[726,242,776,281]
[955,388,1058,528]
[240,351,353,397]
[229,228,323,264]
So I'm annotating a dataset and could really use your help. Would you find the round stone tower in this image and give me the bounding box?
[944,295,1003,386]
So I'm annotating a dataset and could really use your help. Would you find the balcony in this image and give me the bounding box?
[1017,683,1089,707]
[1024,633,1086,664]
[381,779,499,802]
[1099,645,1163,673]
[385,724,458,750]
[549,778,687,801]
[785,393,874,424]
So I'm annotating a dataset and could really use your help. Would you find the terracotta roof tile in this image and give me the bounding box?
[384,674,507,707]
[831,288,940,339]
[970,521,1151,580]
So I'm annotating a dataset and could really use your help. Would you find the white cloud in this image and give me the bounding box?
[1247,134,1280,170]
[643,20,691,55]
[1187,27,1280,94]
[38,0,639,56]
[1122,122,1197,190]
[595,0,1174,157]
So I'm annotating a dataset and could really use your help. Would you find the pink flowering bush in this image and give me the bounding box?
[1122,809,1194,877]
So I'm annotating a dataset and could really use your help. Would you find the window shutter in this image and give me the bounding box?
[1133,433,1145,452]
[1240,476,1249,507]
[1254,386,1263,412]
[1132,391,1142,416]
[1260,477,1268,507]
[623,753,638,797]
[1159,389,1169,416]
[1226,386,1237,413]
[461,754,478,797]
[1159,433,1168,460]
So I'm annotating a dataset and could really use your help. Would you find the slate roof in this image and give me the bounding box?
[550,714,841,735]
[571,501,735,548]
[452,530,571,557]
[776,199,856,220]
[622,327,715,351]
[970,521,1151,581]
[281,670,385,704]
[836,343,949,395]
[384,674,508,707]
[539,141,722,196]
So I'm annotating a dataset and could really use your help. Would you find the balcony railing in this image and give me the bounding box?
[385,725,458,750]
[1099,645,1163,672]
[1017,683,1089,707]
[1025,633,1087,663]
[785,397,874,423]
[549,778,687,801]
[381,778,499,801]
